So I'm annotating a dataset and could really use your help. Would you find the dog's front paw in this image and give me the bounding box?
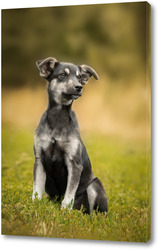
[32,191,42,201]
[61,198,74,210]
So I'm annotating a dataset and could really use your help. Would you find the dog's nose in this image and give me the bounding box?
[75,85,83,92]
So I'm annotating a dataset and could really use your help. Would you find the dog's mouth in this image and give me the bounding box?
[62,92,82,100]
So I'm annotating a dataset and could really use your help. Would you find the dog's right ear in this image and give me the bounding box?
[36,57,58,79]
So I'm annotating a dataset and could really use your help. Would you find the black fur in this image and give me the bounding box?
[33,58,108,213]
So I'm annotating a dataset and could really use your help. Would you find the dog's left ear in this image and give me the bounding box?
[79,65,99,85]
[36,57,58,79]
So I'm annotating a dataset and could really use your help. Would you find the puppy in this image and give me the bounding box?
[32,57,108,214]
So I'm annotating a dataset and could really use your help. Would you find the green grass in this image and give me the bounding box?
[1,126,151,242]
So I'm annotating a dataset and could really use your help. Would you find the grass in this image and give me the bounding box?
[1,126,151,242]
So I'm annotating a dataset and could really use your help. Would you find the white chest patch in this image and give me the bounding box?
[64,136,79,160]
[34,126,52,157]
[35,125,80,160]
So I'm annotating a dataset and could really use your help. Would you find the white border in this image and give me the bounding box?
[0,1,157,250]
[0,0,152,9]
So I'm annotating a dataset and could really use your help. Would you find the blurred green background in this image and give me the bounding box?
[2,2,151,138]
[1,3,151,240]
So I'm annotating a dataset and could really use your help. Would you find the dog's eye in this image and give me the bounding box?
[60,73,67,77]
[77,75,82,79]
[58,72,67,81]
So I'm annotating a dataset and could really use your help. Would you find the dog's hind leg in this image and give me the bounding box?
[32,159,46,200]
[87,178,108,213]
[73,191,90,214]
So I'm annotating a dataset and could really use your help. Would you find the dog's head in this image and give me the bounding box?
[36,57,99,105]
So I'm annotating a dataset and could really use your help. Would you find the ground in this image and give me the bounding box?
[2,126,150,242]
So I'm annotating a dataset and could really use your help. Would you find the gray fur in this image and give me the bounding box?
[32,57,108,213]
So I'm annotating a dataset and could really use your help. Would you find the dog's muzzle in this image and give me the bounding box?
[62,86,83,100]
[62,92,82,100]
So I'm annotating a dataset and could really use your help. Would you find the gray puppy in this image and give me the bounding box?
[32,57,108,214]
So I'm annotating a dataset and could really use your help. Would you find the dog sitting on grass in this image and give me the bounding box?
[32,57,108,214]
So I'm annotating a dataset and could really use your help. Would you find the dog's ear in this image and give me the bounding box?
[79,65,99,85]
[36,57,58,79]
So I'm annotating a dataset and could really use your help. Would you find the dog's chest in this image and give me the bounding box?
[35,126,79,161]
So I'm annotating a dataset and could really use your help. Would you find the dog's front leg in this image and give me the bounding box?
[61,159,83,210]
[32,159,46,200]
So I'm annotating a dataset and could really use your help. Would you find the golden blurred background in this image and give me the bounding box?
[2,2,151,140]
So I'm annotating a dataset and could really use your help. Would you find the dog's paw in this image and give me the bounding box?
[32,192,42,201]
[61,198,74,210]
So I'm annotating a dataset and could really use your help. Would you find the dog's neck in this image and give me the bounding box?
[47,100,73,113]
[46,96,75,131]
[47,94,73,111]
